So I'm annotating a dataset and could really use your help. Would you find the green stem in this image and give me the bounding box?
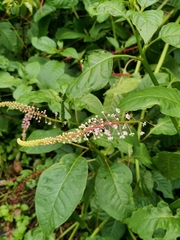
[154,43,169,73]
[127,226,137,240]
[69,222,80,240]
[59,222,78,238]
[157,0,168,10]
[111,16,121,71]
[90,218,110,238]
[135,31,159,86]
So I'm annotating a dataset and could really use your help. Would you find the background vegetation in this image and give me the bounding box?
[1,0,180,239]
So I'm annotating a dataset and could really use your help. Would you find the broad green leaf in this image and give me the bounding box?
[101,219,126,240]
[149,116,177,136]
[34,4,56,22]
[152,171,174,199]
[20,129,62,154]
[56,27,85,40]
[76,93,103,115]
[66,51,113,98]
[46,0,78,8]
[154,152,180,180]
[17,89,61,104]
[60,48,79,59]
[13,84,32,100]
[137,73,169,90]
[32,37,57,54]
[103,93,123,114]
[137,0,158,9]
[0,23,17,51]
[26,61,41,80]
[124,201,180,240]
[119,87,180,118]
[104,75,141,96]
[37,60,64,90]
[24,226,55,240]
[159,23,180,48]
[95,163,134,221]
[0,72,21,88]
[124,35,137,48]
[133,143,152,168]
[86,0,127,19]
[36,153,88,235]
[90,195,110,221]
[106,37,119,49]
[129,10,163,44]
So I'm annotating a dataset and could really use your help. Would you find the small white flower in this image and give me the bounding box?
[125,113,131,120]
[115,108,120,113]
[108,136,113,140]
[143,122,147,127]
[140,131,145,135]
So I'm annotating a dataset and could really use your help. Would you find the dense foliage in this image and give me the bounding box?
[1,0,180,239]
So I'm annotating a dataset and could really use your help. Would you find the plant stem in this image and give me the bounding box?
[154,43,169,73]
[111,16,121,71]
[90,218,110,238]
[69,222,80,240]
[127,226,137,240]
[135,31,159,86]
[59,222,78,238]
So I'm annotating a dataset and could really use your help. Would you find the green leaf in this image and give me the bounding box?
[119,87,180,118]
[95,163,134,221]
[37,60,64,90]
[129,10,163,44]
[46,0,78,8]
[13,84,32,100]
[32,37,57,54]
[137,0,158,9]
[154,152,180,180]
[101,219,126,240]
[149,116,177,136]
[36,153,88,235]
[60,48,79,59]
[66,51,113,98]
[20,129,62,154]
[133,143,152,168]
[124,201,180,240]
[0,23,17,52]
[106,37,119,49]
[104,75,141,96]
[86,0,127,19]
[26,61,41,80]
[17,89,61,104]
[34,4,56,22]
[0,72,21,88]
[152,171,174,199]
[103,93,123,114]
[159,23,180,48]
[56,27,85,40]
[76,93,103,115]
[24,226,55,240]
